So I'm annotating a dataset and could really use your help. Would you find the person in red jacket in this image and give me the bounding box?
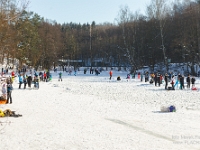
[109,70,113,80]
[43,72,47,82]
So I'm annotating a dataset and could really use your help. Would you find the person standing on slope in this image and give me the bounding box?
[43,72,47,82]
[186,74,191,89]
[164,73,169,90]
[23,74,27,89]
[109,70,113,80]
[6,80,13,104]
[18,74,23,89]
[191,76,196,88]
[27,74,32,88]
[58,72,62,81]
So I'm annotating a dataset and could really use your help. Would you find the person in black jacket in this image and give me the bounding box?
[157,73,161,86]
[27,75,32,88]
[179,75,184,89]
[191,76,196,88]
[154,73,157,86]
[46,71,50,82]
[186,74,191,89]
[164,73,169,90]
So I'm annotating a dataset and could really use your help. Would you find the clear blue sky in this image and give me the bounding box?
[28,0,151,24]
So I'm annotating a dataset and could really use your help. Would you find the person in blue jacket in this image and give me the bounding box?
[18,74,23,89]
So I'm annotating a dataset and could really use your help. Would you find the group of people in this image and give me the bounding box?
[38,71,51,82]
[1,69,53,104]
[165,73,196,90]
[145,72,196,90]
[18,74,35,89]
[89,67,103,75]
[17,70,53,90]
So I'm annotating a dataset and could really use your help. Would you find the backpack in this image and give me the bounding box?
[7,84,13,92]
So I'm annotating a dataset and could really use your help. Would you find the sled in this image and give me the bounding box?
[0,100,7,104]
[192,87,198,90]
[168,87,175,90]
[160,105,176,112]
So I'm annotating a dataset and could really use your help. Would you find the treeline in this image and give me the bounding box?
[1,0,200,74]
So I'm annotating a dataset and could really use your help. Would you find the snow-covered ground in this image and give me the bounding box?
[0,70,200,150]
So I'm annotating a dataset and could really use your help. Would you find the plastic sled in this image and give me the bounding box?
[160,105,176,112]
[192,87,198,90]
[168,87,175,90]
[0,100,7,104]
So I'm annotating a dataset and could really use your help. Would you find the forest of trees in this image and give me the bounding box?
[1,0,200,74]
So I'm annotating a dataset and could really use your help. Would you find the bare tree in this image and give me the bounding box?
[146,0,170,71]
[116,5,138,71]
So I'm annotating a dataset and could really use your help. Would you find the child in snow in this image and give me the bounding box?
[33,76,39,89]
[126,74,130,79]
[117,76,121,81]
[11,71,15,82]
